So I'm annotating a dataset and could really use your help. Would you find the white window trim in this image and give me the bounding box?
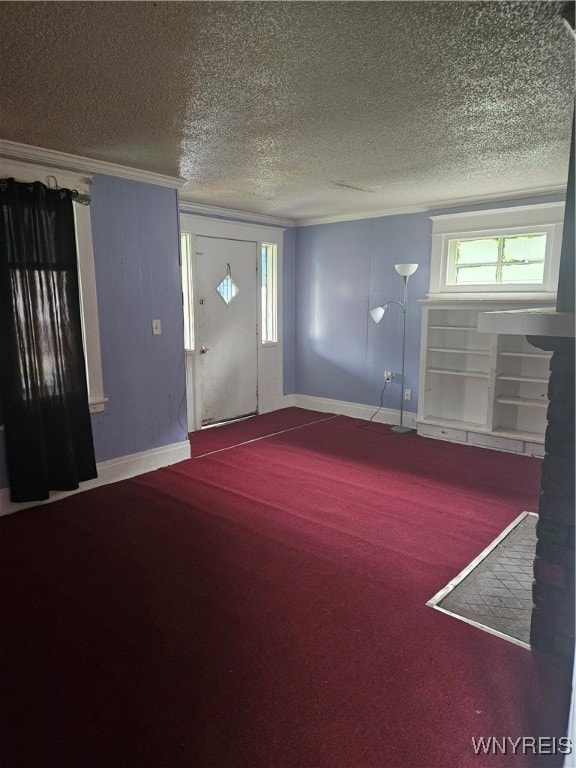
[0,158,106,412]
[428,202,565,300]
[74,203,106,412]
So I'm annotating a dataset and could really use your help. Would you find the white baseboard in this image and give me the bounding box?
[283,394,417,427]
[0,439,191,517]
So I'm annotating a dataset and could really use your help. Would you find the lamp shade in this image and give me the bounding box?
[394,263,418,277]
[369,306,386,323]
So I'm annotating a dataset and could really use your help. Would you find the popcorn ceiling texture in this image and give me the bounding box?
[0,1,573,219]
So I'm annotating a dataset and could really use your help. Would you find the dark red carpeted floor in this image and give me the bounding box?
[0,408,571,768]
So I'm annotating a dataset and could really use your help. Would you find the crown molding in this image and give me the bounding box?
[1,139,565,224]
[0,139,186,189]
[178,199,295,227]
[295,185,566,226]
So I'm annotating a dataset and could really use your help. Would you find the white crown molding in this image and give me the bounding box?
[0,139,186,190]
[429,200,565,222]
[1,139,565,224]
[295,185,567,226]
[178,199,295,228]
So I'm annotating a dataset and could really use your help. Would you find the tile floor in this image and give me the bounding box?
[436,514,537,645]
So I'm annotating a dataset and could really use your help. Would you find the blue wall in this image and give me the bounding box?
[294,214,429,413]
[293,194,565,413]
[0,174,187,489]
[89,175,187,462]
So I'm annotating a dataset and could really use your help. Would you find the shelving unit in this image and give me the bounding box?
[417,299,554,456]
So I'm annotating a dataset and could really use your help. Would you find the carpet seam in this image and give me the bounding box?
[192,414,340,458]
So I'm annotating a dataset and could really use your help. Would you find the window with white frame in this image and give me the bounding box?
[429,203,565,297]
[261,242,277,343]
[0,158,106,413]
[447,232,547,286]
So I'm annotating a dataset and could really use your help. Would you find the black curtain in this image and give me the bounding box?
[0,178,97,502]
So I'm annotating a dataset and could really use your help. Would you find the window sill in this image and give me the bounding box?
[89,397,108,414]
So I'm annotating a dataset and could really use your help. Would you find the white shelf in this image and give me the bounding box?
[419,299,550,455]
[420,416,486,430]
[429,347,490,356]
[496,396,548,408]
[497,374,549,384]
[499,351,552,359]
[478,308,575,338]
[427,367,489,378]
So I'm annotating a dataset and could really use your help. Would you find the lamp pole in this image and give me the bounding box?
[392,275,410,434]
[369,263,418,434]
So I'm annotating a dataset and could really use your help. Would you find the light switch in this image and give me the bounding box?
[152,319,162,335]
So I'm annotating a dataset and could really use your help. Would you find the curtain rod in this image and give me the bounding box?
[0,176,92,205]
[46,174,91,205]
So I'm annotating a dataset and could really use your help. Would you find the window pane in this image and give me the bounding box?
[501,262,545,284]
[216,274,238,305]
[181,234,194,351]
[503,234,547,263]
[261,243,277,343]
[457,238,499,265]
[455,264,497,284]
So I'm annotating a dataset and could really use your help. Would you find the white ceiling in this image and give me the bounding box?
[0,1,573,222]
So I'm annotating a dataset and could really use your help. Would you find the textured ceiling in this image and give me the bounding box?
[0,1,573,221]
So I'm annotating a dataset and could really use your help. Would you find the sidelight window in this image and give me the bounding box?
[261,243,277,343]
[181,233,195,351]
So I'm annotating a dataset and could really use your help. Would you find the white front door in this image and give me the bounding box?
[194,235,258,426]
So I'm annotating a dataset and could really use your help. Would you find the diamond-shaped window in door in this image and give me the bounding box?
[216,274,239,305]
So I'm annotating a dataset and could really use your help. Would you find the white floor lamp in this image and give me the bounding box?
[369,263,419,434]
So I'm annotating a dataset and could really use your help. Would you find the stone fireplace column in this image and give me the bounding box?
[528,336,575,661]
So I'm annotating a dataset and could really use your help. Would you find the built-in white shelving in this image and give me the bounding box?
[417,299,554,456]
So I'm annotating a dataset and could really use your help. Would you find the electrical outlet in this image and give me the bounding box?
[404,389,412,400]
[152,319,162,335]
[384,370,393,382]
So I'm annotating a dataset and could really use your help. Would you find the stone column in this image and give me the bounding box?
[527,336,575,661]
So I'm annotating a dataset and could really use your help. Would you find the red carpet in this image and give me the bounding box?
[0,409,571,768]
[189,406,335,456]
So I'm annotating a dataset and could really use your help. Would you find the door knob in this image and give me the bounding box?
[200,346,209,354]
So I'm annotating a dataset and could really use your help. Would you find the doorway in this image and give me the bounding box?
[179,214,285,433]
[195,235,258,426]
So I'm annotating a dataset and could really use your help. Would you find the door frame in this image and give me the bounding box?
[179,214,285,432]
